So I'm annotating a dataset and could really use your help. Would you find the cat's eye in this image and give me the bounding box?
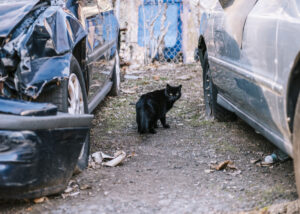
[170,93,173,96]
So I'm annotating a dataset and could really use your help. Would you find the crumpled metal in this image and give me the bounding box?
[0,3,87,98]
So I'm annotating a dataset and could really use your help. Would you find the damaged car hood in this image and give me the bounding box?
[0,0,40,38]
[0,1,87,99]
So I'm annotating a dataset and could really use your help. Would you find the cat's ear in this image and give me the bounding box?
[179,85,182,90]
[166,84,170,89]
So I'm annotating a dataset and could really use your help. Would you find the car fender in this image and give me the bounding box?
[2,6,87,99]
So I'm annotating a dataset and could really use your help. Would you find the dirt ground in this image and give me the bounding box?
[0,63,299,213]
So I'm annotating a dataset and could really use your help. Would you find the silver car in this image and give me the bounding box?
[198,0,300,193]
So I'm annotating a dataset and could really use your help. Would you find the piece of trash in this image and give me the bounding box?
[101,152,114,160]
[153,75,160,81]
[64,187,74,193]
[88,160,97,169]
[80,184,91,190]
[261,150,290,166]
[176,75,192,81]
[253,150,290,167]
[91,151,103,164]
[211,160,237,171]
[250,159,261,164]
[90,151,126,167]
[91,151,114,164]
[257,162,273,167]
[264,153,278,164]
[275,149,290,162]
[33,197,48,204]
[124,74,141,80]
[61,191,80,199]
[63,179,79,194]
[103,151,126,167]
[69,192,80,197]
[26,207,33,211]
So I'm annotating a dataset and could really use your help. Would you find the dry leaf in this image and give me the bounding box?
[227,163,237,170]
[211,160,237,171]
[211,160,231,170]
[26,207,33,211]
[33,197,47,204]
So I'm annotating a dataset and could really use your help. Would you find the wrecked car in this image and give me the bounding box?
[197,0,300,194]
[0,0,119,199]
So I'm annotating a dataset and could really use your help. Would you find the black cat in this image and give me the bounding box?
[136,84,182,134]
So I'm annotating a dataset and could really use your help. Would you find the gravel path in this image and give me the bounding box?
[0,63,298,214]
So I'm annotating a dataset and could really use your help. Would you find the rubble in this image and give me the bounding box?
[89,150,127,168]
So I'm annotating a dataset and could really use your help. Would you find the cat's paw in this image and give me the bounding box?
[163,124,170,129]
[149,129,157,134]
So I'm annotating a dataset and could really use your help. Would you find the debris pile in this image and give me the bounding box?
[89,150,127,169]
[251,150,290,167]
[210,160,237,171]
[205,160,241,176]
[61,180,91,199]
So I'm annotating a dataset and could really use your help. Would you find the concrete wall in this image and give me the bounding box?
[114,0,201,65]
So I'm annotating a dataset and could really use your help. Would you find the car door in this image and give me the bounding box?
[96,0,119,80]
[210,0,286,134]
[79,0,107,104]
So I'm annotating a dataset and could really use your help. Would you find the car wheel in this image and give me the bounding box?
[109,50,121,96]
[293,93,300,195]
[36,56,90,174]
[202,51,236,121]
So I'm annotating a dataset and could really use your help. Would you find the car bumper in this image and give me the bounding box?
[0,112,93,199]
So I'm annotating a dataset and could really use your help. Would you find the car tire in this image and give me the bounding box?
[36,56,90,174]
[293,93,300,195]
[109,50,121,96]
[201,51,236,121]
